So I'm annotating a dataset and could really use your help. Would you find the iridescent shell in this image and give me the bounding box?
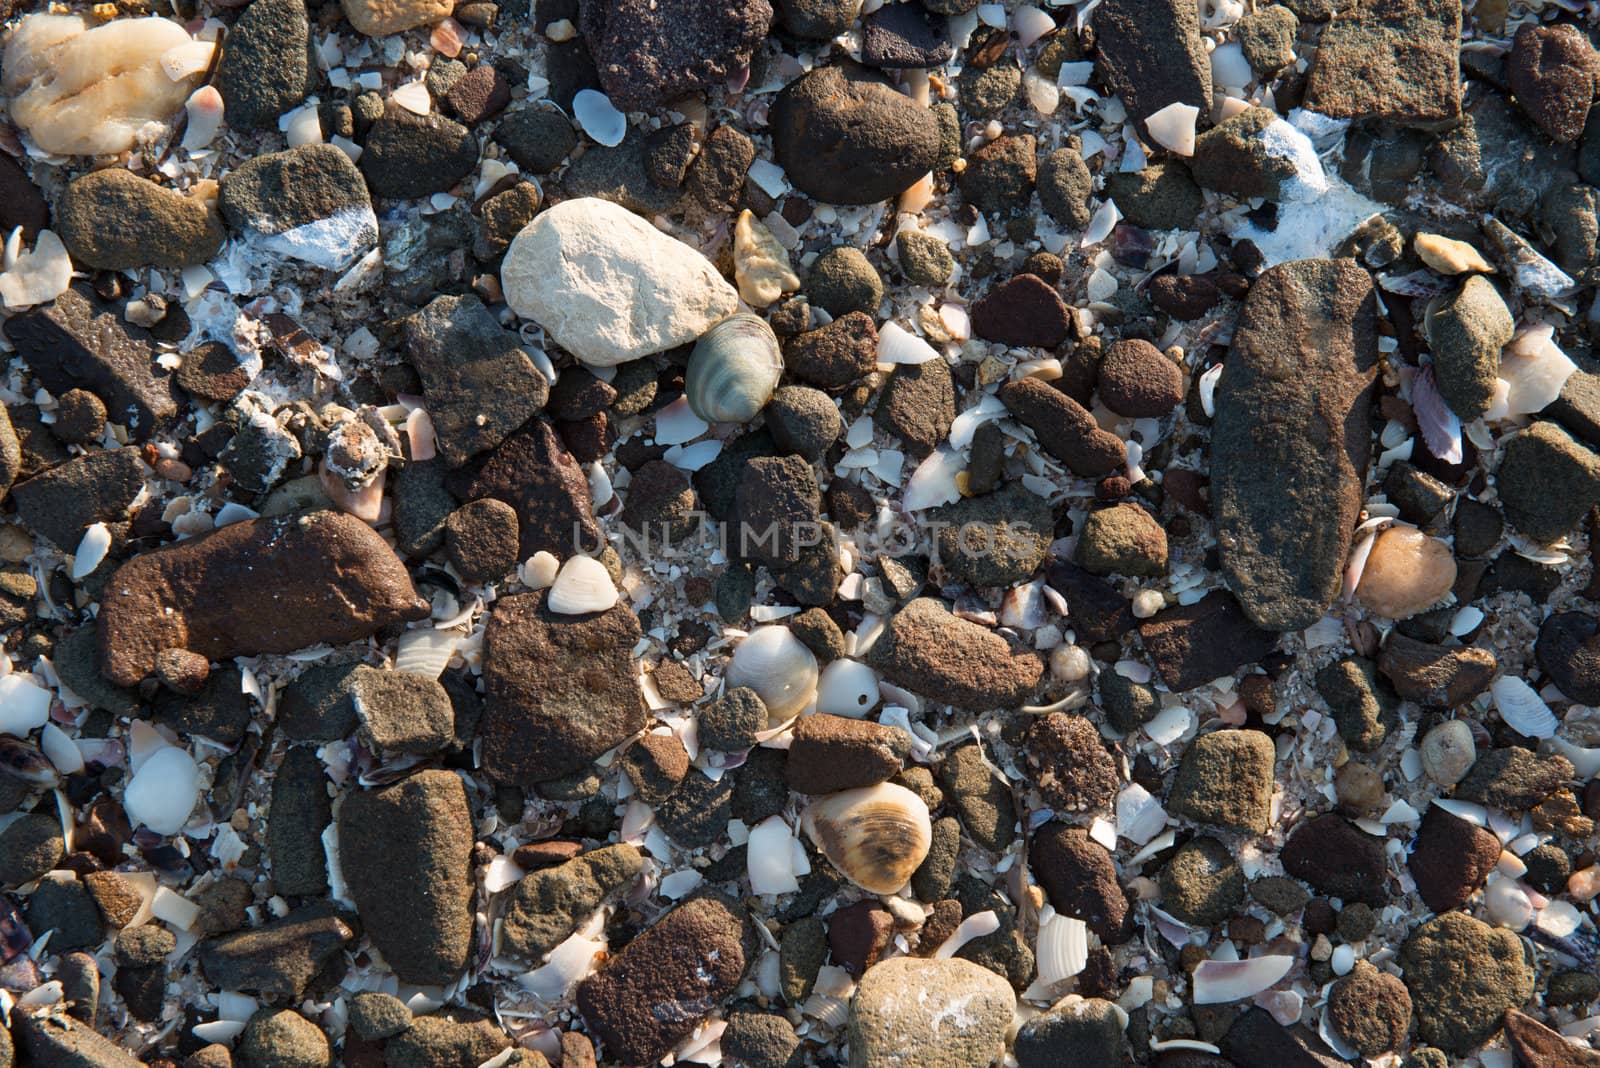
[685,312,783,424]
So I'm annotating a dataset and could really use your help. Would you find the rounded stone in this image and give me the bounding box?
[1420,719,1477,785]
[1327,961,1411,1057]
[766,386,842,460]
[51,389,107,445]
[1097,339,1185,417]
[806,247,884,318]
[847,956,1015,1068]
[1158,835,1244,926]
[237,1009,331,1068]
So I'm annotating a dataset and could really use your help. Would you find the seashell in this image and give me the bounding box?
[1035,907,1089,986]
[1490,675,1558,739]
[1355,525,1456,619]
[1484,873,1534,930]
[733,210,798,308]
[0,736,60,787]
[1489,325,1578,420]
[1421,719,1477,785]
[1144,101,1199,156]
[877,321,940,365]
[0,675,52,738]
[1484,216,1574,299]
[814,659,879,718]
[801,782,932,895]
[70,522,111,581]
[746,814,807,896]
[547,555,618,615]
[393,628,459,679]
[123,745,200,836]
[935,909,999,958]
[1414,233,1492,275]
[38,724,82,777]
[1191,955,1294,1004]
[685,313,783,424]
[727,626,818,721]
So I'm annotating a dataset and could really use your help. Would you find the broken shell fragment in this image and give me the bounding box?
[801,782,932,895]
[726,625,818,721]
[733,209,799,307]
[547,554,619,615]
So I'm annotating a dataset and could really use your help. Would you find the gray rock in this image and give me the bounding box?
[219,144,375,265]
[350,669,455,755]
[1189,107,1299,199]
[237,1009,330,1068]
[199,905,355,998]
[1092,0,1212,126]
[278,661,363,741]
[495,104,577,174]
[1038,147,1093,229]
[268,746,331,897]
[1497,420,1600,543]
[501,844,645,960]
[0,813,64,888]
[927,483,1053,587]
[14,1010,142,1068]
[1015,998,1126,1068]
[699,686,767,751]
[561,128,682,216]
[875,358,953,458]
[360,104,478,200]
[215,0,312,132]
[56,169,225,271]
[847,957,1015,1068]
[1401,912,1535,1053]
[767,387,842,460]
[348,992,412,1042]
[1304,0,1462,127]
[1427,275,1513,419]
[393,459,456,559]
[1211,259,1379,630]
[10,446,143,552]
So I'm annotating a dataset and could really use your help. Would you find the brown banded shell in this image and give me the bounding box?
[801,782,932,895]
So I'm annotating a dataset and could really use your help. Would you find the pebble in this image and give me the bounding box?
[339,770,474,985]
[772,62,941,205]
[447,420,602,560]
[783,312,880,388]
[215,0,312,133]
[359,104,479,200]
[971,274,1070,349]
[1076,503,1169,577]
[1147,274,1221,320]
[268,746,332,896]
[580,0,771,110]
[219,143,378,269]
[1137,591,1280,693]
[1455,748,1573,811]
[501,844,644,960]
[863,4,952,68]
[1415,232,1493,274]
[1038,147,1094,230]
[806,247,883,318]
[495,104,579,173]
[57,169,225,272]
[341,0,454,35]
[1507,1011,1600,1068]
[938,743,1016,852]
[3,14,204,156]
[688,126,755,213]
[351,669,455,755]
[1014,998,1125,1068]
[1105,163,1204,230]
[785,714,908,794]
[1282,813,1390,905]
[1303,0,1462,126]
[1093,0,1212,126]
[9,445,143,551]
[50,389,105,446]
[1496,421,1600,543]
[1168,729,1275,832]
[929,483,1053,587]
[1212,259,1379,630]
[1401,912,1534,1053]
[828,899,895,976]
[1315,656,1398,752]
[1508,23,1600,144]
[1379,635,1495,708]
[1098,669,1160,733]
[776,0,859,38]
[1409,803,1501,912]
[98,512,428,686]
[723,1012,802,1068]
[238,1008,330,1068]
[736,454,822,567]
[445,498,521,584]
[1030,823,1132,943]
[15,1010,143,1067]
[876,358,954,458]
[767,386,842,459]
[867,597,1043,711]
[0,813,63,888]
[847,957,1015,1068]
[1427,275,1513,419]
[348,993,412,1042]
[999,377,1125,477]
[199,904,355,998]
[1327,962,1412,1057]
[503,198,738,367]
[1235,5,1299,73]
[1160,835,1245,925]
[1536,611,1600,703]
[383,1011,509,1068]
[576,894,751,1064]
[1097,340,1186,417]
[959,134,1037,216]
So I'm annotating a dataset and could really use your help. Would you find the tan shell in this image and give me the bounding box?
[802,782,932,895]
[1356,525,1456,619]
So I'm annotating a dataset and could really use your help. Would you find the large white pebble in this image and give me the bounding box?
[502,198,739,367]
[123,746,200,835]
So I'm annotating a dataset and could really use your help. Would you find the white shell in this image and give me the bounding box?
[1144,101,1199,156]
[0,674,52,737]
[520,551,560,590]
[801,782,932,895]
[877,321,940,365]
[814,659,879,718]
[572,89,627,147]
[123,745,200,835]
[1489,325,1577,419]
[1491,675,1559,739]
[685,313,783,424]
[547,555,618,615]
[747,815,807,896]
[934,909,1000,958]
[39,723,83,776]
[1035,908,1089,985]
[727,626,818,721]
[70,522,111,580]
[393,628,459,679]
[1483,873,1534,930]
[1191,956,1294,1004]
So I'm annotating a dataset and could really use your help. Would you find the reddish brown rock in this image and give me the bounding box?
[999,377,1126,478]
[1408,803,1501,913]
[1138,591,1280,693]
[1377,634,1496,707]
[866,597,1043,711]
[445,419,601,560]
[97,511,429,687]
[971,274,1070,349]
[1030,823,1133,944]
[1508,23,1600,144]
[1505,1010,1600,1068]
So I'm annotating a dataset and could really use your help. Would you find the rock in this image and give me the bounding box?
[1076,503,1168,577]
[2,14,204,156]
[828,900,895,977]
[277,661,362,741]
[1099,669,1160,734]
[82,869,140,928]
[926,483,1051,587]
[219,144,378,270]
[767,387,842,460]
[1427,276,1513,419]
[1218,1007,1343,1068]
[14,1009,142,1067]
[0,812,63,887]
[1402,912,1535,1053]
[351,670,454,755]
[1138,591,1280,693]
[1092,0,1211,126]
[938,743,1015,851]
[806,247,883,318]
[734,455,822,567]
[443,498,520,584]
[496,104,578,174]
[723,1012,802,1068]
[1167,729,1275,832]
[1506,1010,1600,1068]
[237,1009,329,1068]
[1455,747,1573,810]
[216,0,311,132]
[655,768,734,848]
[360,104,478,200]
[577,895,752,1065]
[177,342,252,405]
[445,64,511,125]
[621,734,689,803]
[1315,657,1398,752]
[348,993,412,1042]
[783,312,879,389]
[402,294,547,468]
[97,511,428,686]
[51,389,105,446]
[959,134,1037,216]
[481,589,645,785]
[776,0,860,38]
[867,597,1043,711]
[580,0,771,110]
[5,283,179,440]
[1509,23,1600,143]
[199,905,355,997]
[999,378,1125,477]
[342,0,452,35]
[1038,147,1094,229]
[847,957,1015,1068]
[447,420,601,560]
[383,1010,509,1068]
[1377,635,1495,708]
[1304,0,1462,127]
[1384,461,1454,526]
[1408,803,1501,913]
[501,845,645,960]
[1189,107,1301,199]
[339,771,474,986]
[863,4,951,68]
[1538,612,1600,703]
[10,446,143,551]
[28,878,102,953]
[268,746,331,897]
[1030,823,1131,942]
[957,60,1020,119]
[503,198,738,368]
[1236,6,1299,72]
[563,128,683,216]
[113,925,174,1019]
[1497,421,1600,543]
[771,62,941,205]
[896,230,955,287]
[1281,814,1389,905]
[57,169,224,271]
[1250,876,1310,916]
[1212,259,1379,630]
[785,714,907,794]
[1160,835,1244,925]
[971,274,1070,349]
[1105,163,1204,229]
[1097,339,1184,417]
[1014,998,1124,1068]
[688,126,755,212]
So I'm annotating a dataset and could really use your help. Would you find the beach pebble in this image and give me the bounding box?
[999,378,1125,477]
[56,169,225,272]
[1508,23,1600,143]
[495,104,578,173]
[1030,823,1132,943]
[1496,421,1600,543]
[1235,5,1299,73]
[783,313,879,389]
[1137,591,1280,692]
[1454,748,1573,811]
[359,104,479,199]
[848,957,1015,1068]
[1408,803,1501,912]
[971,274,1071,349]
[219,144,378,269]
[342,0,454,36]
[785,714,908,794]
[1159,835,1244,925]
[1092,0,1212,126]
[1536,611,1600,704]
[237,1009,330,1068]
[867,598,1043,712]
[0,813,64,888]
[1076,503,1169,577]
[1380,637,1495,709]
[1167,729,1275,832]
[1401,913,1534,1053]
[501,844,644,961]
[580,0,771,110]
[1302,0,1462,127]
[1014,998,1125,1068]
[806,247,883,319]
[1282,814,1389,905]
[445,498,521,584]
[503,198,739,367]
[1097,340,1185,417]
[1327,961,1412,1057]
[1427,275,1513,419]
[215,0,312,133]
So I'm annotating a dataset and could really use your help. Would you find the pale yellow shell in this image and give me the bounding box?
[802,782,932,895]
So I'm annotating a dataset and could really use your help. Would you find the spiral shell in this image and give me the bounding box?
[802,782,932,895]
[685,312,783,424]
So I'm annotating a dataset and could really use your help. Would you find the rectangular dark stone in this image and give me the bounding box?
[1139,591,1280,692]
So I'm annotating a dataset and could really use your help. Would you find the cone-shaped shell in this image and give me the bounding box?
[802,782,932,895]
[685,312,783,424]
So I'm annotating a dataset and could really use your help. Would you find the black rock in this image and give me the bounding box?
[360,104,479,200]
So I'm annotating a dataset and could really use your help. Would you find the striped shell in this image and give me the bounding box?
[685,313,783,424]
[802,782,931,895]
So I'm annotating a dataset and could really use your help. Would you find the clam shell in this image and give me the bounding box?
[1490,675,1558,739]
[685,313,783,424]
[814,659,879,718]
[727,626,818,721]
[801,782,932,895]
[1036,908,1090,985]
[547,555,618,615]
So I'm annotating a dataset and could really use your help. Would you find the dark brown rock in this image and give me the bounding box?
[581,0,772,111]
[445,420,601,560]
[827,900,895,977]
[1377,634,1496,706]
[1138,591,1279,693]
[1097,339,1184,417]
[1408,803,1501,913]
[1022,713,1119,813]
[1281,814,1389,905]
[198,904,355,998]
[1030,823,1132,944]
[1455,748,1574,811]
[783,312,879,389]
[999,377,1125,477]
[784,714,907,794]
[866,597,1044,711]
[1092,0,1212,126]
[1505,1010,1600,1068]
[970,275,1070,349]
[1509,23,1600,143]
[1304,0,1463,127]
